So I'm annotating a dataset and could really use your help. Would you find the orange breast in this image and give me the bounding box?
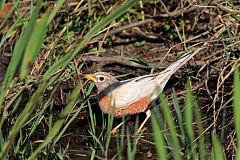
[98,96,152,118]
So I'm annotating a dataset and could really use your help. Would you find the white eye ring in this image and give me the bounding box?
[97,76,105,82]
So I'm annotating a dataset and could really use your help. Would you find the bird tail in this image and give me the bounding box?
[156,51,197,88]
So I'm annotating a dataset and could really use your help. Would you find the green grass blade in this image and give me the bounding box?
[1,0,22,27]
[54,101,84,144]
[184,80,196,158]
[126,125,141,160]
[116,116,126,159]
[28,82,83,160]
[20,10,50,79]
[172,88,185,139]
[0,86,24,129]
[0,73,60,159]
[237,149,240,160]
[47,0,65,25]
[234,67,240,160]
[25,99,52,142]
[104,105,114,157]
[126,127,132,160]
[0,0,5,12]
[89,132,105,154]
[0,1,22,48]
[131,123,142,160]
[151,111,167,160]
[0,81,47,159]
[0,12,23,49]
[86,83,97,145]
[194,100,206,159]
[43,0,138,80]
[54,82,93,144]
[88,100,97,137]
[160,93,181,160]
[0,0,42,108]
[212,133,224,160]
[0,130,4,153]
[233,67,240,147]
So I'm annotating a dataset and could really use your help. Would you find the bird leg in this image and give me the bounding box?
[137,109,151,133]
[111,110,151,134]
[111,117,130,134]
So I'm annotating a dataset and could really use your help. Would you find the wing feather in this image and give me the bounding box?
[109,77,158,108]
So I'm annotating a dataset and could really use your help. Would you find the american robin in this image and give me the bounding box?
[85,52,196,133]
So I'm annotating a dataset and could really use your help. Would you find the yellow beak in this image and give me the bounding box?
[84,74,96,81]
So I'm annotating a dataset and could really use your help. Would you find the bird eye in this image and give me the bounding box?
[99,76,105,82]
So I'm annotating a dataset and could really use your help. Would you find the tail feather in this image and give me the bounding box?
[156,51,198,89]
[164,52,194,75]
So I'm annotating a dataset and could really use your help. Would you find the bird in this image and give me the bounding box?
[84,52,196,134]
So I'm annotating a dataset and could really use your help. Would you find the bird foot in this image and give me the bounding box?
[137,128,142,133]
[111,128,117,134]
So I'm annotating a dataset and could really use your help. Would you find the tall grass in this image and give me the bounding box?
[0,0,138,159]
[233,67,240,159]
[151,67,240,159]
